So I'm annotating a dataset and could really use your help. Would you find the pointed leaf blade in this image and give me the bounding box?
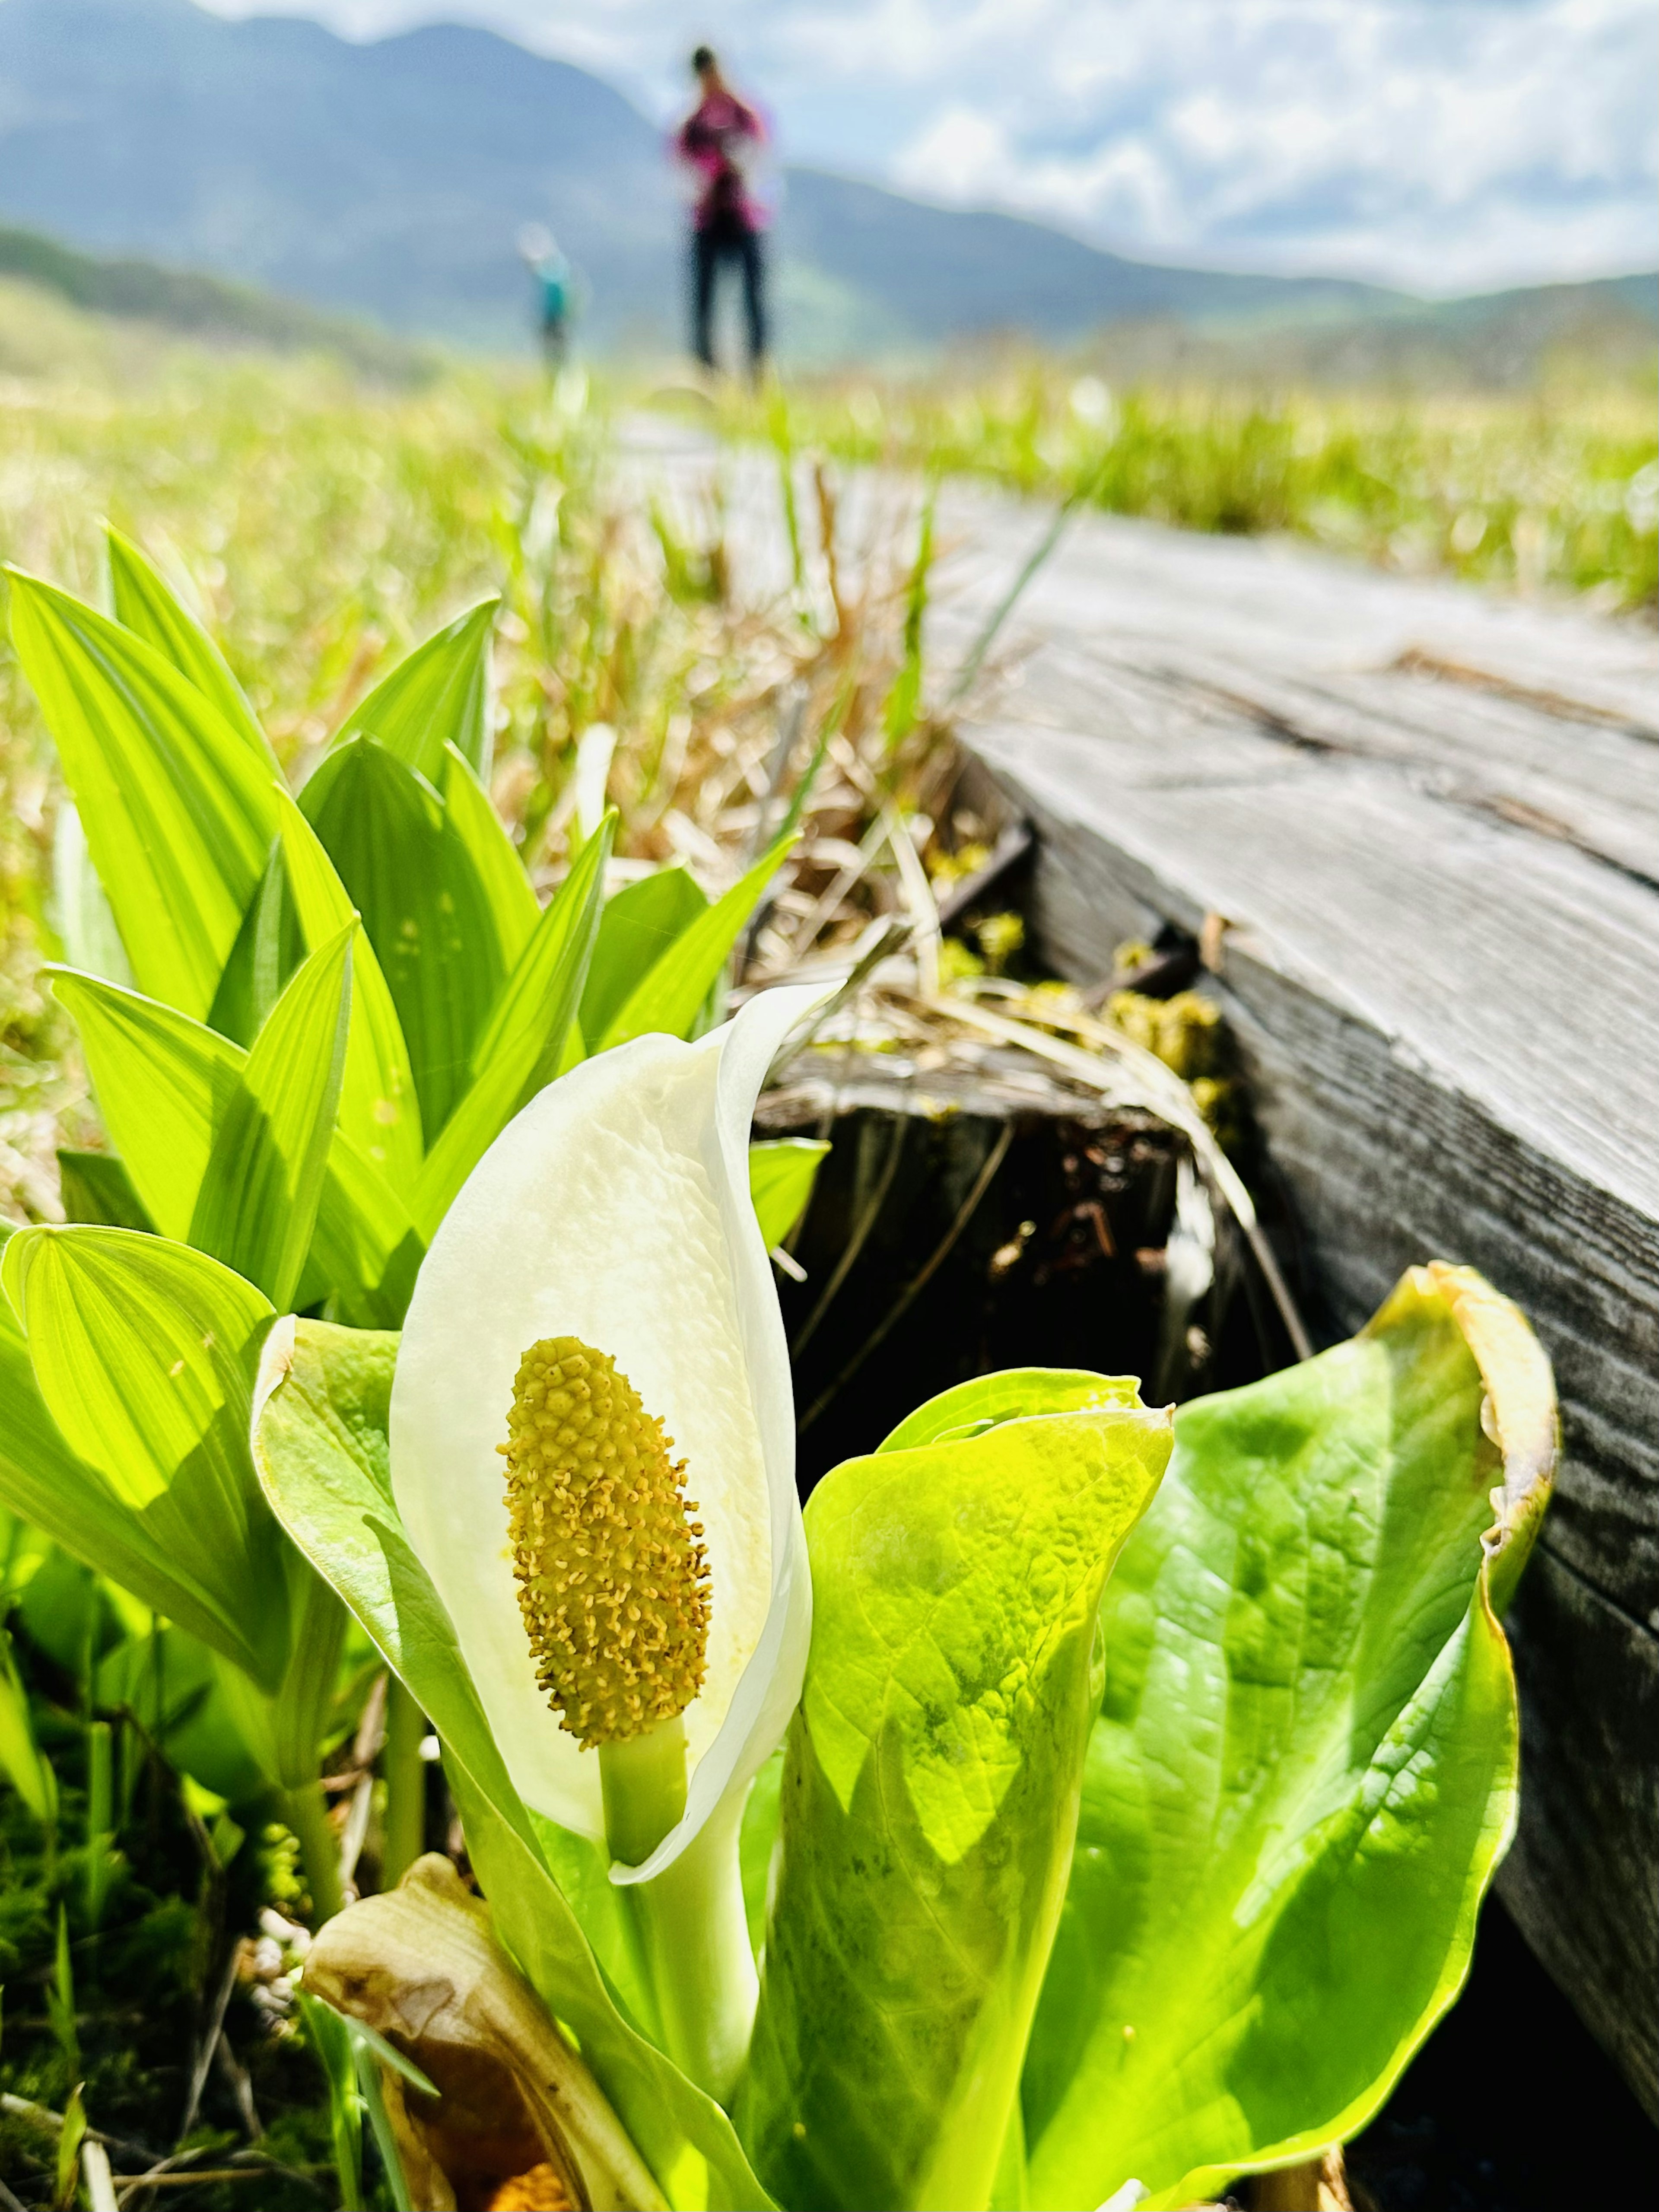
[274,786,423,1184]
[598,837,794,1053]
[409,814,612,1241]
[441,744,538,968]
[302,741,508,1141]
[578,865,709,1050]
[105,525,270,761]
[747,1139,829,1251]
[335,598,498,783]
[190,925,354,1310]
[9,569,278,1018]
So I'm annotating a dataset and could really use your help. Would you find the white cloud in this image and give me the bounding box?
[197,0,1659,290]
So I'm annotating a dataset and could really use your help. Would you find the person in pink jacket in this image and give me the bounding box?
[674,45,769,377]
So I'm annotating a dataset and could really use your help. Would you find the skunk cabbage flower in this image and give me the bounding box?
[391,983,821,2096]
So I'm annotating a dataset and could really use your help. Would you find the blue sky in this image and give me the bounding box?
[202,1,1659,293]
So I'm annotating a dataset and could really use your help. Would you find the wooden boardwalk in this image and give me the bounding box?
[927,484,1659,2110]
[630,422,1658,2107]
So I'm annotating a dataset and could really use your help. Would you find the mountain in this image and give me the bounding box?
[0,0,1650,366]
[0,220,424,372]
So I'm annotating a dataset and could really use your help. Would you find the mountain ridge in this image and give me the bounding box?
[0,0,1651,361]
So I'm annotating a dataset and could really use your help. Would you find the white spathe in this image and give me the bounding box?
[391,984,820,1883]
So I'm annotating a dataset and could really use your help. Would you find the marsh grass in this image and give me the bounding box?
[744,370,1659,612]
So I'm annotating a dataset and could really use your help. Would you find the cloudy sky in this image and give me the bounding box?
[202,1,1658,293]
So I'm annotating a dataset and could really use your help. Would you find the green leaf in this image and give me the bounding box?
[409,813,612,1242]
[738,1376,1172,2212]
[51,801,132,987]
[301,741,510,1140]
[9,568,279,1019]
[747,1139,829,1251]
[440,744,538,969]
[597,837,795,1053]
[189,924,354,1310]
[51,968,418,1326]
[274,786,423,1186]
[335,598,498,783]
[0,1626,57,1827]
[207,838,306,1049]
[0,1227,288,1687]
[105,525,270,761]
[878,1368,1147,1454]
[579,866,709,1051]
[1020,1264,1556,2211]
[252,1317,775,2212]
[56,1149,155,1231]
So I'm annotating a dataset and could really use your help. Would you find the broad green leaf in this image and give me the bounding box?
[9,569,278,1018]
[252,1317,775,2212]
[747,1139,830,1251]
[0,1273,255,1672]
[598,837,795,1053]
[738,1378,1172,2212]
[190,925,354,1310]
[56,1149,155,1231]
[409,814,613,1241]
[51,801,132,987]
[0,1626,57,1827]
[0,1227,288,1688]
[274,786,423,1185]
[335,597,498,783]
[207,838,305,1048]
[441,744,538,969]
[579,866,709,1050]
[301,741,509,1139]
[1020,1264,1556,2212]
[879,1368,1147,1453]
[105,525,270,761]
[51,968,418,1324]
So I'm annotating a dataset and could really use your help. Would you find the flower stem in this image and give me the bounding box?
[285,1778,345,1925]
[601,1724,757,2106]
[381,1677,426,1889]
[600,1718,689,1867]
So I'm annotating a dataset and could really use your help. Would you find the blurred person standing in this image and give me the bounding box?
[517,223,582,367]
[674,45,769,379]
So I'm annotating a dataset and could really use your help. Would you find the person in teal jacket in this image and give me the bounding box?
[518,223,583,367]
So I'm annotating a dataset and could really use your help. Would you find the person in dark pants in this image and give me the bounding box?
[675,45,769,379]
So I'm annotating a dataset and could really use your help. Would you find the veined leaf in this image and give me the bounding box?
[9,569,278,1019]
[1020,1264,1556,2212]
[105,525,270,762]
[51,801,132,987]
[302,740,510,1141]
[56,1149,155,1232]
[51,968,417,1322]
[274,786,423,1185]
[747,1139,829,1251]
[598,837,795,1053]
[738,1376,1171,2212]
[190,924,354,1311]
[0,1240,258,1676]
[441,744,538,970]
[207,838,306,1048]
[409,814,612,1242]
[578,865,709,1050]
[1,1227,289,1688]
[252,1316,776,2211]
[334,598,498,784]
